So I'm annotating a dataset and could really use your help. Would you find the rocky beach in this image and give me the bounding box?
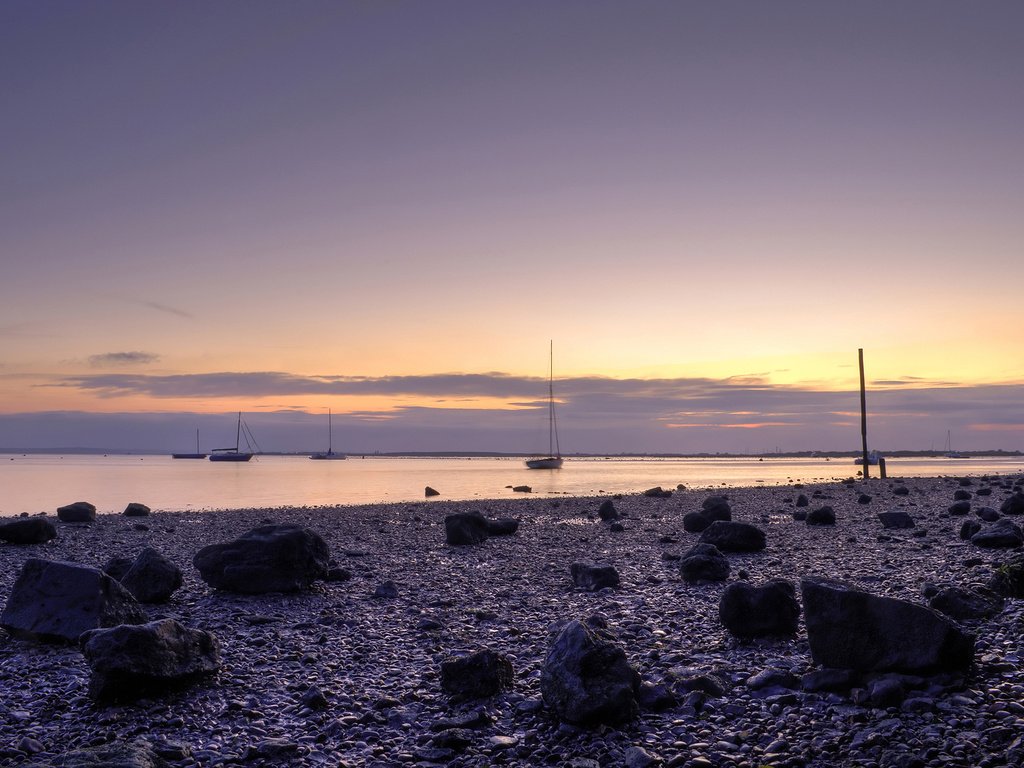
[2,473,1024,768]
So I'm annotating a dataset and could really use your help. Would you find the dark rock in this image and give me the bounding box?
[976,487,993,496]
[701,496,732,521]
[540,619,641,727]
[440,649,514,700]
[977,506,1000,522]
[867,676,906,707]
[792,509,808,521]
[0,558,147,643]
[445,512,490,545]
[948,501,971,516]
[425,486,440,497]
[719,579,800,638]
[485,517,519,536]
[598,500,619,521]
[971,518,1024,548]
[326,567,352,582]
[699,520,766,552]
[609,522,625,533]
[643,486,672,498]
[0,517,57,545]
[929,586,1004,622]
[570,563,620,591]
[679,543,729,583]
[878,512,915,529]
[123,502,151,517]
[120,548,183,603]
[373,580,399,598]
[512,485,531,493]
[807,506,836,526]
[81,618,221,702]
[682,512,712,533]
[893,486,910,496]
[858,494,872,504]
[801,577,974,673]
[57,501,96,523]
[637,681,676,711]
[795,494,809,507]
[801,667,858,693]
[959,520,982,540]
[193,524,329,593]
[953,489,972,501]
[22,740,170,768]
[103,555,135,581]
[1000,494,1024,515]
[746,667,800,691]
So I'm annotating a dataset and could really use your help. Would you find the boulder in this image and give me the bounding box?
[540,620,641,727]
[123,502,151,517]
[193,524,329,593]
[806,506,836,526]
[440,648,514,700]
[120,548,183,603]
[801,577,974,673]
[570,563,620,591]
[22,740,170,768]
[699,521,766,552]
[103,555,135,581]
[682,512,712,533]
[0,517,57,545]
[795,494,810,507]
[81,618,221,702]
[598,500,619,522]
[1000,494,1024,515]
[858,493,872,504]
[953,489,972,501]
[57,501,96,523]
[977,507,1000,522]
[948,501,971,516]
[643,487,672,498]
[893,486,910,496]
[970,518,1024,549]
[701,496,732,521]
[444,512,491,545]
[959,520,982,540]
[679,543,729,583]
[929,586,1004,622]
[877,512,915,529]
[0,558,147,643]
[425,486,440,497]
[719,580,800,638]
[512,485,531,493]
[485,517,519,536]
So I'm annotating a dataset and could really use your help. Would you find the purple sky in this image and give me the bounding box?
[2,1,1022,453]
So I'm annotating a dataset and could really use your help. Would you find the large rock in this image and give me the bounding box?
[719,580,800,638]
[23,740,170,768]
[699,521,766,552]
[193,524,329,593]
[570,563,620,591]
[439,648,513,700]
[806,506,836,526]
[81,618,221,702]
[541,620,641,727]
[120,548,183,603]
[679,543,729,583]
[598,500,619,521]
[0,516,57,545]
[971,518,1024,549]
[1000,493,1024,515]
[485,517,520,536]
[57,500,96,523]
[444,512,490,545]
[0,558,147,643]
[123,502,151,517]
[682,511,712,533]
[701,495,732,521]
[877,511,914,529]
[929,586,1004,622]
[801,577,974,673]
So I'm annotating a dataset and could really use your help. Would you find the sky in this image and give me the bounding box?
[1,1,1023,454]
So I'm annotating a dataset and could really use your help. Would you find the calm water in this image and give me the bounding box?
[1,454,1021,517]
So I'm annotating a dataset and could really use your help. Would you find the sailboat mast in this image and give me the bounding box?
[328,409,333,454]
[235,412,241,452]
[196,428,200,453]
[548,340,560,458]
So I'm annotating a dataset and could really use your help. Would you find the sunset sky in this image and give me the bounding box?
[2,1,1022,454]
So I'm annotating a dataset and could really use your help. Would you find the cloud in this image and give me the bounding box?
[87,352,160,367]
[141,301,194,319]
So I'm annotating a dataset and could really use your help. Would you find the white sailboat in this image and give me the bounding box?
[209,412,254,462]
[944,430,968,459]
[171,428,207,459]
[310,409,346,460]
[526,341,563,470]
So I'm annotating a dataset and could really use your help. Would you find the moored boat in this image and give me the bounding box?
[526,341,563,470]
[209,412,254,462]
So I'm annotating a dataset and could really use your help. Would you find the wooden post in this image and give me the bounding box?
[878,456,887,479]
[859,348,869,479]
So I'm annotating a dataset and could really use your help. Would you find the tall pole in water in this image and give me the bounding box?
[859,348,869,479]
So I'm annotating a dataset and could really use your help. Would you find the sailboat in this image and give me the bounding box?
[310,409,346,460]
[944,430,968,459]
[525,341,563,469]
[209,412,254,462]
[171,428,207,459]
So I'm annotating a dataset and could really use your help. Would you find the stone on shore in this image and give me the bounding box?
[540,619,641,727]
[970,518,1024,548]
[679,543,729,583]
[81,618,221,702]
[877,511,914,529]
[701,495,732,521]
[120,547,183,603]
[719,579,800,638]
[806,506,836,526]
[444,512,519,544]
[698,520,766,552]
[801,576,974,673]
[0,516,57,545]
[440,649,514,700]
[570,563,620,591]
[22,740,171,768]
[643,487,672,498]
[57,501,96,523]
[598,499,619,521]
[1000,493,1024,515]
[0,558,147,643]
[193,524,330,593]
[425,486,440,497]
[123,502,151,517]
[929,586,1004,622]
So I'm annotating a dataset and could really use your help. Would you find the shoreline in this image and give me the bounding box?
[2,474,1024,767]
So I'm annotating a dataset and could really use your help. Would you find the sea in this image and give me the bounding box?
[1,454,1022,518]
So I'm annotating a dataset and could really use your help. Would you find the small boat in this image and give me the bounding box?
[310,409,346,460]
[944,430,968,459]
[854,450,882,466]
[209,412,254,462]
[526,341,563,470]
[172,428,207,459]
